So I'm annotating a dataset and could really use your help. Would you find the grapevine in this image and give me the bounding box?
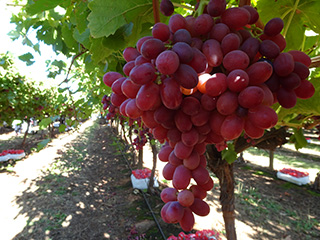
[101,0,315,232]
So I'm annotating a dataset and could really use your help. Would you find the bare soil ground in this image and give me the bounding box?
[0,120,319,240]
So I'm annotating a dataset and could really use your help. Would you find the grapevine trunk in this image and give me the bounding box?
[206,145,237,240]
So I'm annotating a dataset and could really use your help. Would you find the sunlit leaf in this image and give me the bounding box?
[87,0,153,38]
[18,53,35,66]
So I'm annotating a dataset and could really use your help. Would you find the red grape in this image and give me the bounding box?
[221,7,250,30]
[190,198,210,216]
[169,151,183,166]
[288,50,311,67]
[221,33,241,55]
[238,86,265,109]
[123,47,140,62]
[226,69,249,92]
[129,63,156,85]
[190,185,207,199]
[277,88,297,108]
[248,105,278,129]
[141,110,158,128]
[160,77,183,109]
[242,5,259,24]
[223,50,250,71]
[175,110,193,132]
[136,82,160,111]
[158,145,173,162]
[216,91,238,115]
[172,29,192,44]
[259,40,280,59]
[220,114,245,140]
[201,94,217,111]
[111,77,126,95]
[163,163,177,180]
[207,0,226,17]
[156,50,180,75]
[125,99,142,119]
[202,39,223,67]
[103,71,123,87]
[181,128,199,147]
[174,141,193,159]
[192,166,210,185]
[166,201,185,223]
[121,78,140,98]
[194,13,214,35]
[264,17,284,37]
[173,165,192,189]
[183,150,200,170]
[152,22,170,42]
[177,190,195,207]
[240,37,260,61]
[209,23,230,42]
[173,64,199,89]
[140,38,165,59]
[273,52,295,77]
[168,14,187,33]
[246,61,273,85]
[187,48,208,73]
[160,0,174,16]
[294,80,315,99]
[179,207,195,232]
[172,42,194,63]
[181,96,200,116]
[161,188,178,203]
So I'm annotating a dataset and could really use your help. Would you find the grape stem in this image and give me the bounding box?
[152,0,160,23]
[239,0,251,7]
[282,0,300,38]
[194,0,209,17]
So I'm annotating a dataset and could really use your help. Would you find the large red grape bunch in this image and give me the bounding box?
[102,0,314,231]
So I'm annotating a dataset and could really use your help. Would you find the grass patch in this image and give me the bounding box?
[241,165,252,170]
[236,182,320,236]
[253,170,274,178]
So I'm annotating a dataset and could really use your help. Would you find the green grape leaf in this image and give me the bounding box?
[222,143,238,164]
[87,0,153,38]
[90,38,112,64]
[298,0,320,34]
[256,0,292,24]
[26,0,65,15]
[33,43,41,54]
[290,128,308,150]
[36,21,56,45]
[22,37,33,47]
[37,138,51,151]
[59,124,66,133]
[39,117,53,129]
[61,24,78,50]
[102,23,133,51]
[285,16,306,51]
[18,53,35,66]
[75,1,89,34]
[8,29,20,40]
[73,28,91,49]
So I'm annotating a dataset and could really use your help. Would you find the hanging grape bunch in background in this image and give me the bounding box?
[102,0,314,231]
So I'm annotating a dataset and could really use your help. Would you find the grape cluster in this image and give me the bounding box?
[102,0,314,231]
[132,126,153,150]
[101,94,119,120]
